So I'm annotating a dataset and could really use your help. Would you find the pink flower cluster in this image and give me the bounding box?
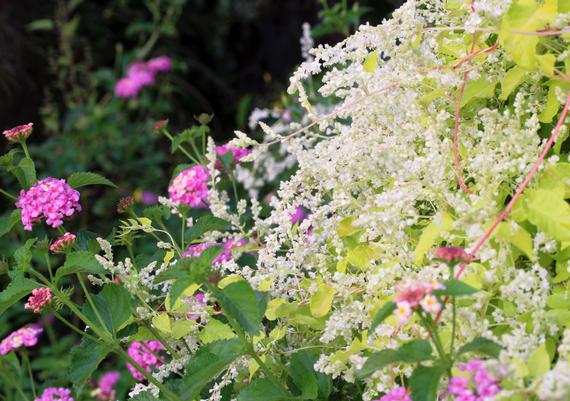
[375,387,411,401]
[445,359,501,401]
[434,246,470,264]
[168,165,210,208]
[215,144,252,168]
[34,387,74,401]
[50,232,76,253]
[115,56,172,99]
[290,206,307,224]
[393,280,444,324]
[182,237,247,265]
[0,324,43,355]
[25,288,52,313]
[127,340,164,381]
[16,177,81,231]
[95,371,120,401]
[2,122,33,143]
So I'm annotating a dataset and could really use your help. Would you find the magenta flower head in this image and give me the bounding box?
[126,340,164,381]
[182,242,217,259]
[375,386,411,401]
[15,177,81,231]
[50,232,76,254]
[290,206,307,224]
[393,280,444,324]
[96,371,120,401]
[34,387,74,401]
[2,123,33,143]
[25,288,52,313]
[434,246,470,264]
[444,359,501,400]
[168,165,210,208]
[215,144,252,169]
[0,323,43,355]
[182,238,247,266]
[114,77,142,99]
[147,56,172,73]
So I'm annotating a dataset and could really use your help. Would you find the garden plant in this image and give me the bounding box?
[3,0,570,400]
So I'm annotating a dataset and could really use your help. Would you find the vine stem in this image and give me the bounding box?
[0,188,17,201]
[435,89,570,323]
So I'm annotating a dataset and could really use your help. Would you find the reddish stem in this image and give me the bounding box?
[435,89,570,324]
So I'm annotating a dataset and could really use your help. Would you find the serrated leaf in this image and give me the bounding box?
[290,352,319,399]
[179,339,244,400]
[83,284,132,335]
[434,279,478,296]
[356,340,432,379]
[9,158,37,189]
[188,216,231,241]
[69,337,112,392]
[67,172,117,188]
[0,271,38,314]
[0,210,22,239]
[310,284,335,318]
[198,319,237,344]
[458,337,502,358]
[55,251,106,282]
[237,378,290,401]
[409,366,444,401]
[214,281,268,335]
[370,301,396,332]
[14,239,36,270]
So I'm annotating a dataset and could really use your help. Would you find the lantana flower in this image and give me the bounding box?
[2,122,33,143]
[374,386,411,401]
[24,288,52,313]
[0,324,43,355]
[168,165,210,208]
[16,177,81,231]
[393,280,444,324]
[50,232,76,254]
[34,387,74,401]
[126,340,165,381]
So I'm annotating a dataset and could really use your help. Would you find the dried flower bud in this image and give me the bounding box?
[117,196,135,214]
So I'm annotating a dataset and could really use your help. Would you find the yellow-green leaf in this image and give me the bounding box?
[525,188,570,242]
[540,84,561,123]
[499,66,528,100]
[413,212,454,265]
[496,222,534,259]
[537,53,556,76]
[172,320,197,339]
[310,284,335,318]
[198,319,236,344]
[528,343,551,378]
[363,50,378,73]
[347,244,382,270]
[152,313,172,334]
[218,275,244,289]
[461,77,497,107]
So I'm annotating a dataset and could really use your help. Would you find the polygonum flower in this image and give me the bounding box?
[50,232,76,254]
[126,340,164,381]
[34,387,74,401]
[168,165,210,208]
[2,122,33,143]
[16,177,81,231]
[24,288,52,313]
[0,324,43,355]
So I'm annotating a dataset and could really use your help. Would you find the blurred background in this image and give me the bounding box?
[0,0,402,224]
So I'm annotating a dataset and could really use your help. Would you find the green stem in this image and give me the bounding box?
[419,312,449,367]
[50,308,99,343]
[450,296,457,357]
[20,352,35,399]
[0,188,17,201]
[180,212,187,250]
[229,173,240,208]
[0,363,29,401]
[161,130,201,165]
[116,347,183,401]
[44,253,53,282]
[143,321,181,359]
[76,273,108,335]
[20,142,31,159]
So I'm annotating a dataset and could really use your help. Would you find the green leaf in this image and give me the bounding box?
[461,77,497,107]
[540,84,561,123]
[237,378,290,401]
[290,352,319,399]
[26,19,54,31]
[214,281,268,335]
[363,50,378,73]
[0,271,38,314]
[500,0,557,70]
[198,319,237,344]
[413,212,453,265]
[409,366,444,401]
[69,337,112,392]
[14,239,36,270]
[83,284,132,335]
[434,279,478,296]
[537,53,556,76]
[356,340,432,379]
[347,244,381,270]
[179,339,244,400]
[55,251,106,282]
[525,188,570,242]
[188,216,232,241]
[9,158,37,189]
[499,66,528,100]
[458,337,502,358]
[310,283,335,318]
[495,222,533,259]
[528,343,551,378]
[130,392,163,401]
[370,301,396,332]
[0,210,21,239]
[67,172,117,188]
